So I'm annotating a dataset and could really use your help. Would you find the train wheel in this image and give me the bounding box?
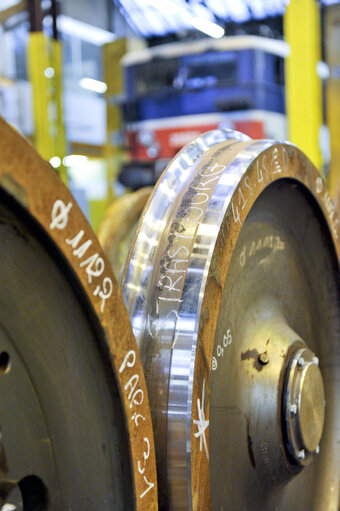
[98,187,152,278]
[122,130,340,510]
[0,119,157,510]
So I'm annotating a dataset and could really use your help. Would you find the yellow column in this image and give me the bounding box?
[325,4,340,196]
[284,0,323,170]
[27,32,67,184]
[103,38,128,203]
[52,38,67,185]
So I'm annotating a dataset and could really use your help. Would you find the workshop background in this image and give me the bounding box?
[0,2,340,511]
[0,0,339,232]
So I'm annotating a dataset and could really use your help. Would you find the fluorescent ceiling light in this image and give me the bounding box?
[192,17,225,38]
[147,0,179,14]
[117,0,288,37]
[63,155,88,167]
[57,15,116,45]
[79,77,107,94]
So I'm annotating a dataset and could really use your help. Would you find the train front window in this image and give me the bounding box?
[134,58,179,95]
[185,52,238,89]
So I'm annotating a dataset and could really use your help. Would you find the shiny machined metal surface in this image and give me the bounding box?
[121,130,340,510]
[0,118,158,511]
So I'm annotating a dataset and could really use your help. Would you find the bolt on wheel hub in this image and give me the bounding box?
[283,347,326,465]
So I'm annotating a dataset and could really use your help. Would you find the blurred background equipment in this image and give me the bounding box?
[119,35,288,189]
[27,0,67,184]
[1,0,339,229]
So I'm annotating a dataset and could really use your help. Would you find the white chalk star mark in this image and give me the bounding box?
[193,379,209,460]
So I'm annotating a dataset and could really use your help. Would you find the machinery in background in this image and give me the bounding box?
[119,35,288,189]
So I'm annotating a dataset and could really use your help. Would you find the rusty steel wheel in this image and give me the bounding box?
[98,187,152,278]
[0,118,157,511]
[121,130,340,510]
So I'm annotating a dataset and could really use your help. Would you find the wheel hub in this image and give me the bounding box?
[283,346,326,464]
[232,295,327,492]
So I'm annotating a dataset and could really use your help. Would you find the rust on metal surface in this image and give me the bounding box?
[0,117,158,510]
[192,142,340,510]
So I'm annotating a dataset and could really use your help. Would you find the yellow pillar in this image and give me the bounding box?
[52,38,67,184]
[27,32,67,184]
[325,3,340,196]
[103,38,128,203]
[284,0,323,171]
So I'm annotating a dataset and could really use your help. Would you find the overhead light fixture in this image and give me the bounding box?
[63,155,88,167]
[79,78,107,94]
[57,15,116,45]
[192,17,225,38]
[147,0,179,15]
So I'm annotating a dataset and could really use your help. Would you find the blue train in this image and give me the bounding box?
[120,36,289,187]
